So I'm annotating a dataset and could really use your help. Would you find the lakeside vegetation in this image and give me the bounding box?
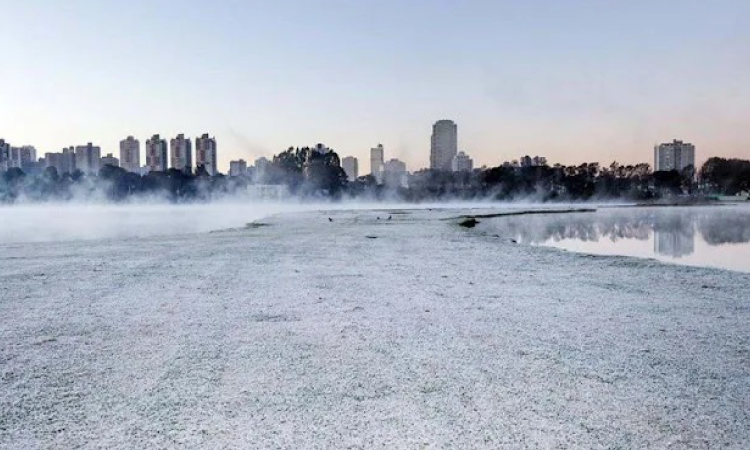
[1,146,749,203]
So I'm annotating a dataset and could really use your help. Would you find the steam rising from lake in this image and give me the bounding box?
[0,200,559,244]
[0,202,312,243]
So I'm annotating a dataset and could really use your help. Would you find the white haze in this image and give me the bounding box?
[0,200,589,244]
[0,202,310,244]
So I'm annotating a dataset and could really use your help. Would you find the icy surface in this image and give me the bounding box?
[0,201,591,244]
[1,208,749,448]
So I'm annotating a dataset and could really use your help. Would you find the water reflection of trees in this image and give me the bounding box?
[489,207,750,256]
[492,211,660,244]
[696,210,750,245]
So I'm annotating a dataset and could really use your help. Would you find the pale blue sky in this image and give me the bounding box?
[1,0,749,171]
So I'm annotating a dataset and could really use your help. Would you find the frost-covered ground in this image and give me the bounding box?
[1,207,749,449]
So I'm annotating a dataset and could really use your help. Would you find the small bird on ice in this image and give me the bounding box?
[328,217,333,222]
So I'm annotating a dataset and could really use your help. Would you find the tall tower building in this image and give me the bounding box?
[170,134,193,174]
[119,136,141,173]
[21,146,37,166]
[654,140,696,172]
[370,144,384,183]
[430,120,458,170]
[145,134,168,172]
[0,139,10,172]
[342,156,358,181]
[383,158,408,188]
[195,134,218,175]
[253,156,270,182]
[44,150,76,175]
[63,149,75,173]
[5,145,38,170]
[74,143,101,174]
[44,153,63,174]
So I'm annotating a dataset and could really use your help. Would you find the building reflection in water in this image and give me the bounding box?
[485,207,750,260]
[653,214,695,258]
[654,229,695,257]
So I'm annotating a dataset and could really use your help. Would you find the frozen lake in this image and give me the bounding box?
[481,204,750,273]
[0,201,583,244]
[1,206,750,448]
[2,202,747,274]
[0,202,315,243]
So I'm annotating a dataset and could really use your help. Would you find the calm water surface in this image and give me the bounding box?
[484,204,750,273]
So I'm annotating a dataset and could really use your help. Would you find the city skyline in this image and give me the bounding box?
[0,122,706,182]
[1,1,750,171]
[0,128,705,177]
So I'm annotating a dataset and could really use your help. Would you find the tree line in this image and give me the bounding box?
[2,148,749,203]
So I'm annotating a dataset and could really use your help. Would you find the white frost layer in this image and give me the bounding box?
[0,201,592,244]
[1,208,749,449]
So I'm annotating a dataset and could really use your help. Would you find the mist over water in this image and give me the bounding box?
[0,202,303,243]
[6,200,746,274]
[0,200,552,244]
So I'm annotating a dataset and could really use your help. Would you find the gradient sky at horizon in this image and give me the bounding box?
[1,0,749,172]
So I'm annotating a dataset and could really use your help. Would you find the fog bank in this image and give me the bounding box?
[0,200,573,244]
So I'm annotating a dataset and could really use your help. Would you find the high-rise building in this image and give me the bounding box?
[44,150,76,175]
[253,156,270,182]
[7,145,37,170]
[44,153,62,173]
[8,147,20,169]
[519,155,547,168]
[654,140,696,172]
[170,134,193,174]
[195,134,217,175]
[74,143,101,174]
[145,134,168,172]
[229,159,247,176]
[451,151,473,172]
[430,120,458,171]
[342,156,358,181]
[119,136,141,173]
[101,153,120,168]
[62,147,77,173]
[0,139,10,172]
[383,158,408,188]
[23,146,36,166]
[370,144,384,183]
